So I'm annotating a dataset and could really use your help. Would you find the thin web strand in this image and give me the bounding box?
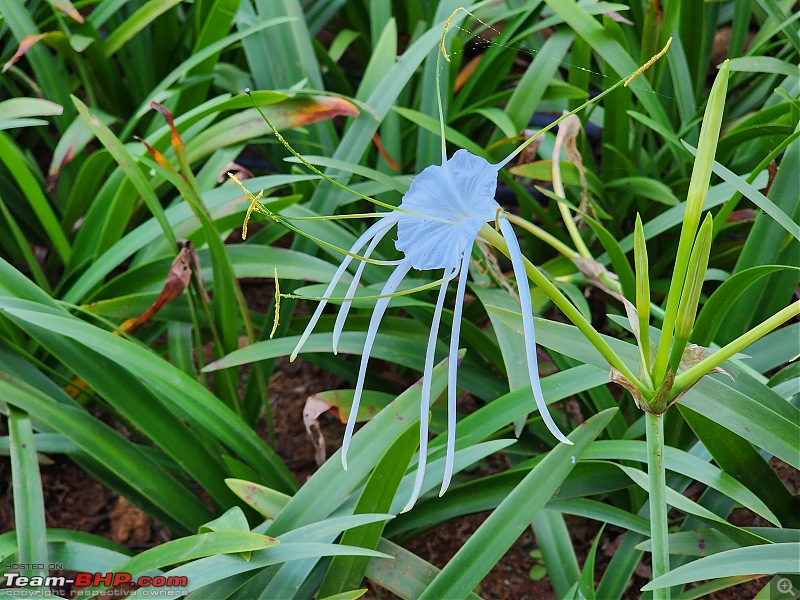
[446,10,696,108]
[493,37,674,171]
[245,90,457,223]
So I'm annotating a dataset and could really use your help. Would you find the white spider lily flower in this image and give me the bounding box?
[243,26,672,512]
[290,147,572,513]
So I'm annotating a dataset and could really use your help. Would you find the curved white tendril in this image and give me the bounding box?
[440,253,472,496]
[401,266,458,513]
[342,260,413,470]
[333,219,397,353]
[499,216,573,446]
[291,218,398,362]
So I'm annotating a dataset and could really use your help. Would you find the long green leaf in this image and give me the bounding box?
[15,321,234,507]
[108,532,279,581]
[94,245,339,298]
[683,140,800,242]
[638,528,800,557]
[7,407,47,581]
[0,0,72,128]
[0,132,71,263]
[71,96,176,248]
[366,538,483,600]
[583,441,780,526]
[318,425,418,596]
[678,408,799,528]
[533,511,581,598]
[174,0,242,112]
[130,543,391,598]
[62,174,317,303]
[102,0,184,57]
[41,529,131,572]
[691,265,798,346]
[122,18,292,135]
[419,409,617,599]
[643,543,800,590]
[0,373,212,532]
[718,135,800,338]
[0,301,297,493]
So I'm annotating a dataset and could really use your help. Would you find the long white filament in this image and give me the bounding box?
[440,253,472,495]
[401,267,458,513]
[332,221,396,354]
[342,260,413,469]
[499,217,573,445]
[290,218,396,361]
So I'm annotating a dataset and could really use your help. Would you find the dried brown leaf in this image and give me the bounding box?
[517,129,543,166]
[573,255,621,298]
[3,33,66,73]
[218,162,254,184]
[372,133,400,171]
[119,245,193,334]
[553,113,591,219]
[303,394,333,466]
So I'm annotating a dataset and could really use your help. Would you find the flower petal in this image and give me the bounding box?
[402,267,457,513]
[290,217,396,361]
[341,260,413,470]
[440,253,472,496]
[333,220,395,354]
[396,149,499,271]
[499,217,573,445]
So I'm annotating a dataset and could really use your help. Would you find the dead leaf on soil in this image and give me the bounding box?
[303,394,335,466]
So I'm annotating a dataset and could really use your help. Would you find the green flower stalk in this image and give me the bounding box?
[646,411,669,599]
[668,213,714,373]
[232,12,673,514]
[634,214,652,377]
[652,61,730,386]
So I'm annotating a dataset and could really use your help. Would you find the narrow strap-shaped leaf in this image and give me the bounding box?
[683,140,800,242]
[0,373,213,532]
[72,96,177,249]
[643,543,800,591]
[0,132,71,263]
[318,426,418,595]
[420,408,618,599]
[7,407,48,581]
